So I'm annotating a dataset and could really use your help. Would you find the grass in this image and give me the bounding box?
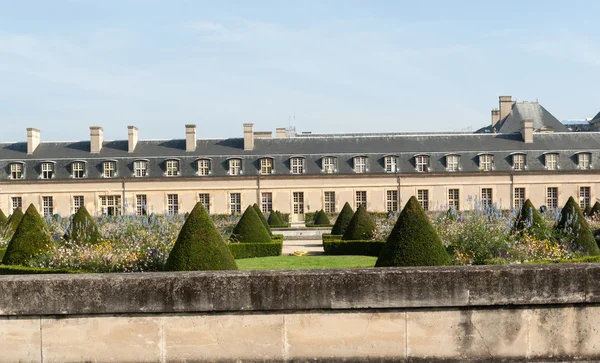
[235,255,377,270]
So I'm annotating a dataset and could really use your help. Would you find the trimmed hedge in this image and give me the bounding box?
[305,224,333,228]
[253,203,272,235]
[342,205,376,240]
[591,201,600,219]
[322,234,343,242]
[323,240,385,256]
[267,211,283,226]
[0,265,79,275]
[3,207,23,237]
[231,205,272,243]
[65,205,101,245]
[331,202,354,235]
[0,248,5,261]
[228,242,283,259]
[512,199,549,240]
[555,196,600,256]
[270,224,291,228]
[0,209,6,230]
[314,210,331,225]
[2,204,52,266]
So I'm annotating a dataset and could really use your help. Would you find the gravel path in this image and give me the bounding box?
[281,239,324,255]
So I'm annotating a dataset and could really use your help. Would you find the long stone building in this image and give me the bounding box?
[1,96,599,220]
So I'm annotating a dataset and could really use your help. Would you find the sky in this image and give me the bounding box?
[1,0,599,142]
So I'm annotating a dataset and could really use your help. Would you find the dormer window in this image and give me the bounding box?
[578,153,591,170]
[103,161,116,178]
[229,158,241,175]
[512,154,526,171]
[290,157,305,174]
[354,156,367,173]
[166,160,179,176]
[10,163,23,180]
[446,155,459,172]
[197,159,211,176]
[415,155,429,172]
[322,156,337,173]
[260,158,273,175]
[384,156,397,173]
[72,161,85,179]
[545,153,558,170]
[134,160,147,177]
[479,154,493,171]
[41,162,54,179]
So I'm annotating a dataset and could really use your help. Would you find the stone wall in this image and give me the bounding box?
[2,264,600,362]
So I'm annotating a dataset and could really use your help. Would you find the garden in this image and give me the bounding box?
[1,195,600,275]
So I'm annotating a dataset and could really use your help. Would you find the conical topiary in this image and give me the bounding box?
[230,205,272,243]
[555,197,600,256]
[331,202,354,236]
[2,204,52,266]
[584,205,592,217]
[512,199,549,240]
[276,211,286,223]
[0,209,7,230]
[65,206,101,245]
[253,203,272,235]
[3,207,23,237]
[165,203,237,271]
[590,201,600,219]
[268,210,283,226]
[314,210,331,225]
[376,196,450,267]
[342,205,376,240]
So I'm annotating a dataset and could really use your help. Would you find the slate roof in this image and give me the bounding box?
[477,102,569,134]
[2,131,600,181]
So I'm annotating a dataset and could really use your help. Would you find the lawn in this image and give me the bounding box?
[235,255,377,270]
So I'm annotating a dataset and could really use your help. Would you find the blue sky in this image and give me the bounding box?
[1,0,599,142]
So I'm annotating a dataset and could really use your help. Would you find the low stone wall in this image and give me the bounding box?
[272,226,330,240]
[2,264,600,362]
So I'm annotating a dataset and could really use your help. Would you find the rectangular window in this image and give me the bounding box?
[355,191,367,209]
[73,196,84,213]
[354,157,367,173]
[10,163,23,179]
[322,157,336,173]
[99,195,121,216]
[545,154,558,170]
[293,192,305,215]
[198,193,210,213]
[481,188,493,207]
[448,189,459,211]
[167,194,179,215]
[479,155,493,171]
[417,189,429,211]
[514,188,525,210]
[166,160,179,176]
[260,158,273,175]
[41,163,54,179]
[134,161,147,177]
[513,154,525,171]
[580,186,591,209]
[103,161,115,178]
[261,192,273,213]
[198,159,211,176]
[579,153,591,170]
[11,197,22,213]
[229,159,241,175]
[72,162,85,178]
[416,155,429,172]
[230,193,241,214]
[386,190,398,212]
[42,196,53,217]
[446,155,459,172]
[547,187,558,210]
[385,156,397,173]
[324,191,336,213]
[291,157,304,174]
[136,195,147,216]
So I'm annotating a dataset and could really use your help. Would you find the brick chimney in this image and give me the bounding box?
[499,96,514,121]
[522,119,533,143]
[185,124,196,152]
[128,126,138,153]
[491,109,500,126]
[27,128,40,155]
[244,123,254,151]
[90,126,103,153]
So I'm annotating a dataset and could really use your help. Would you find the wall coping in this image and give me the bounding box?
[1,263,599,316]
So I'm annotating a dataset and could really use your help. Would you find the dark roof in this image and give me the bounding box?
[593,111,600,122]
[495,102,568,133]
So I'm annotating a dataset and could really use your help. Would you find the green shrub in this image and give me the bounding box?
[314,209,331,225]
[590,202,600,219]
[64,206,101,245]
[231,206,272,243]
[0,248,5,261]
[554,197,600,256]
[331,202,354,235]
[322,234,343,242]
[0,265,79,275]
[253,203,272,235]
[268,210,283,226]
[584,205,592,217]
[376,196,450,267]
[2,204,53,266]
[271,234,284,242]
[512,199,549,239]
[3,207,23,237]
[165,203,238,271]
[342,206,376,240]
[277,211,289,223]
[228,242,283,259]
[0,209,6,230]
[323,240,385,256]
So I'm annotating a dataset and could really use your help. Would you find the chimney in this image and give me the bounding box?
[185,124,196,152]
[90,126,103,153]
[244,123,254,151]
[276,127,287,138]
[491,109,500,126]
[27,128,40,155]
[522,119,533,143]
[128,126,138,153]
[499,96,514,121]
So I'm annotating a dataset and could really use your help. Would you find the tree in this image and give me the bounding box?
[268,210,283,226]
[165,203,237,271]
[555,197,600,256]
[376,196,450,267]
[342,205,376,240]
[2,204,52,266]
[512,199,549,240]
[331,202,354,236]
[230,205,272,242]
[3,207,23,238]
[64,206,101,244]
[313,209,331,225]
[252,203,272,235]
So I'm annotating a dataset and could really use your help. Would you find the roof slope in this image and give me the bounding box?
[495,102,568,133]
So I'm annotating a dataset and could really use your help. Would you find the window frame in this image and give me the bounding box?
[578,153,591,170]
[322,156,337,174]
[446,155,459,172]
[290,157,305,174]
[579,186,591,209]
[165,160,180,177]
[230,192,242,214]
[103,161,116,178]
[415,155,429,172]
[417,189,429,211]
[167,194,179,215]
[514,187,526,210]
[545,153,559,171]
[512,154,526,171]
[41,162,54,179]
[73,195,84,213]
[448,188,460,211]
[355,190,367,209]
[134,160,148,177]
[136,194,148,216]
[481,188,493,208]
[479,154,494,172]
[324,191,336,213]
[384,156,398,173]
[9,162,23,180]
[261,192,273,213]
[198,193,210,213]
[197,159,211,176]
[353,156,368,173]
[228,158,242,176]
[71,161,86,179]
[386,190,398,212]
[547,187,558,210]
[42,196,53,217]
[260,158,273,175]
